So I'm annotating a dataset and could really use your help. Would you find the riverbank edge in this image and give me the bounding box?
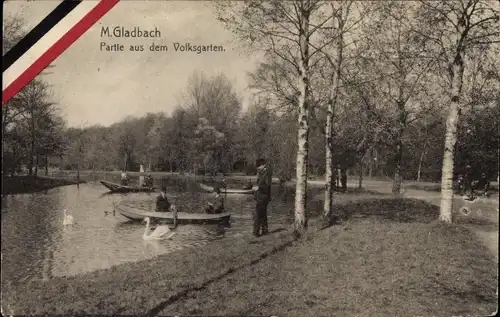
[2,197,496,315]
[3,198,498,315]
[49,170,499,193]
[4,227,298,315]
[1,176,86,195]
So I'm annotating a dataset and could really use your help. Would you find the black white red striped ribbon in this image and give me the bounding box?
[3,0,119,105]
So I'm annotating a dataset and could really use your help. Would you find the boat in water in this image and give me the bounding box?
[115,203,231,225]
[100,180,156,193]
[198,183,256,195]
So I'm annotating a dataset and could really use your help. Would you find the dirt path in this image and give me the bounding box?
[306,179,499,263]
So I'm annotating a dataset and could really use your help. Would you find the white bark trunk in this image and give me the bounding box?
[139,164,145,186]
[440,50,465,223]
[392,98,406,194]
[417,151,425,183]
[294,3,311,236]
[417,140,428,182]
[324,121,334,219]
[295,109,309,234]
[323,4,344,222]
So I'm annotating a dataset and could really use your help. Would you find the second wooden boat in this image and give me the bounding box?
[100,180,156,193]
[198,183,256,195]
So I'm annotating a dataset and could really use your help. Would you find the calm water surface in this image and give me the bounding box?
[1,176,296,288]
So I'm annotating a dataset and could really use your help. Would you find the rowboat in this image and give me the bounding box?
[115,203,231,225]
[198,183,256,195]
[100,180,156,193]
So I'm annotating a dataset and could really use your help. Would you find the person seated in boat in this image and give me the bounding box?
[144,173,154,187]
[243,179,253,190]
[156,186,171,212]
[206,187,225,214]
[120,171,129,186]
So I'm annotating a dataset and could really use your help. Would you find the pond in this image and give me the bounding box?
[1,175,301,290]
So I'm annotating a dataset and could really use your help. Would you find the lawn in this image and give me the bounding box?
[3,198,497,316]
[162,221,497,317]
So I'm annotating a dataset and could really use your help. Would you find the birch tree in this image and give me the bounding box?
[414,0,499,222]
[314,1,372,222]
[366,1,445,194]
[217,0,336,236]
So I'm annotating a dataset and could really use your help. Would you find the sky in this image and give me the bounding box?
[3,0,261,127]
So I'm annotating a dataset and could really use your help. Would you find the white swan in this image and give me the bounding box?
[63,209,74,226]
[143,217,175,240]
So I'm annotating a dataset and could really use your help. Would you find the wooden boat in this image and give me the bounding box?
[100,180,156,193]
[115,203,231,225]
[198,183,256,195]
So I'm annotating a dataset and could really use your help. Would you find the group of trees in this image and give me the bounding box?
[3,14,66,177]
[215,0,499,232]
[2,1,498,235]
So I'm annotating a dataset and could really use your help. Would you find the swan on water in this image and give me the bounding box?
[63,209,74,226]
[143,217,175,240]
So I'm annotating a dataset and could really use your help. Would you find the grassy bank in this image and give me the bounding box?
[1,175,86,195]
[3,198,497,316]
[163,222,497,317]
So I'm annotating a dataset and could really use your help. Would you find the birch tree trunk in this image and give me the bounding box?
[323,7,344,222]
[417,137,428,182]
[294,3,311,237]
[417,151,425,182]
[392,102,406,194]
[392,138,403,193]
[440,49,465,223]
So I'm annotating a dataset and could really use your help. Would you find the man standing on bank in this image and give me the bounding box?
[253,158,272,237]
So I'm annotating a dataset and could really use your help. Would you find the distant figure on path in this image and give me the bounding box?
[144,173,154,187]
[253,158,272,237]
[333,167,339,190]
[221,176,227,189]
[120,171,129,186]
[156,186,171,212]
[243,179,253,190]
[456,174,465,195]
[476,172,490,197]
[206,187,225,214]
[340,168,347,192]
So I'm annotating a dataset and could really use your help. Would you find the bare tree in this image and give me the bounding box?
[314,1,372,222]
[217,0,338,236]
[414,0,499,222]
[366,2,445,194]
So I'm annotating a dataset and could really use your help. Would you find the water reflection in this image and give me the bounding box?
[1,176,299,289]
